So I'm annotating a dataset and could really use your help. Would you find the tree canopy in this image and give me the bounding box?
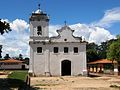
[107,37,120,62]
[86,42,99,62]
[4,54,10,60]
[0,45,2,59]
[86,38,117,62]
[19,54,23,60]
[0,19,11,59]
[0,19,11,35]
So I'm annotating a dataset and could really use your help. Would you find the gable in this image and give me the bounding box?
[51,25,82,42]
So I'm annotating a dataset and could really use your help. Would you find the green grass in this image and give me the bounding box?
[8,71,28,81]
[7,71,28,88]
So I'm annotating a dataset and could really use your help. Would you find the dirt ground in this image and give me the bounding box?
[0,71,8,78]
[30,76,120,90]
[0,75,7,78]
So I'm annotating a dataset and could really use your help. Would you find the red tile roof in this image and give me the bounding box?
[0,59,24,63]
[88,59,117,64]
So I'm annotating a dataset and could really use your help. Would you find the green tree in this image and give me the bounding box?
[86,42,99,62]
[0,19,11,59]
[96,39,117,60]
[0,45,2,59]
[97,42,107,59]
[24,57,29,65]
[116,35,120,39]
[107,40,120,72]
[0,19,11,35]
[4,54,10,60]
[19,54,23,60]
[107,38,120,62]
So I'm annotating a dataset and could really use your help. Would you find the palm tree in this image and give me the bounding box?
[0,19,11,59]
[0,19,11,35]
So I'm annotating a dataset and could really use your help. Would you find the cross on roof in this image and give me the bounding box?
[64,21,67,25]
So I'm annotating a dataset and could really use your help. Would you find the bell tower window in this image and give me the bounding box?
[37,26,42,35]
[37,47,42,53]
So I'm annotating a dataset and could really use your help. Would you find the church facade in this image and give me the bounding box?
[29,7,87,76]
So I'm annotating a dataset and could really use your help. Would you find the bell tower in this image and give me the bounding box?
[29,4,49,38]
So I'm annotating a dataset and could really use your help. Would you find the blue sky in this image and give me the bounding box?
[0,0,120,33]
[0,0,120,57]
[0,0,120,23]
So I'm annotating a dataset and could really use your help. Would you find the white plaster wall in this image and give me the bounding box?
[30,42,86,76]
[0,64,23,69]
[33,44,45,75]
[49,43,86,76]
[51,27,81,43]
[30,21,49,37]
[29,45,34,73]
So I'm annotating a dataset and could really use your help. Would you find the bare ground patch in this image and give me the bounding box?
[30,76,120,90]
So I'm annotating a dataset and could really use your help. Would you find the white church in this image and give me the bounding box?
[29,6,87,76]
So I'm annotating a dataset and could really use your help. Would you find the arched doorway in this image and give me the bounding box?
[61,60,71,76]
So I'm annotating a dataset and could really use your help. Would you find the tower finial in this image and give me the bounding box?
[38,3,40,10]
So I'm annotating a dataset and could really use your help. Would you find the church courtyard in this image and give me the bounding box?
[31,76,120,90]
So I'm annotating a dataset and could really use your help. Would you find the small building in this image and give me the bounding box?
[88,59,118,74]
[0,59,25,70]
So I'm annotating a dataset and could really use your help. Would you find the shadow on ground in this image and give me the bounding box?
[0,78,39,90]
[88,73,101,78]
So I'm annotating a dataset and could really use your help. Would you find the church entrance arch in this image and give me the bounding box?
[61,60,71,76]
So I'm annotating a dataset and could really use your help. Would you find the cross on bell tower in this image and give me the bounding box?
[38,4,40,10]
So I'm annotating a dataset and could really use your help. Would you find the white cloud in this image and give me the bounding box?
[10,19,29,32]
[88,27,115,43]
[0,35,5,41]
[70,23,115,44]
[1,19,9,23]
[0,20,115,58]
[1,7,119,58]
[49,25,61,37]
[0,19,29,58]
[48,23,115,44]
[95,7,120,27]
[70,23,92,40]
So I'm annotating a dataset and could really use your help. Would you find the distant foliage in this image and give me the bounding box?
[24,57,29,65]
[107,37,120,62]
[86,42,99,62]
[19,54,23,60]
[0,45,2,59]
[4,54,10,60]
[87,38,117,62]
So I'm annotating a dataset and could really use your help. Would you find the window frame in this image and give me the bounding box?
[74,47,78,53]
[64,47,69,53]
[37,47,42,53]
[37,26,42,35]
[54,47,59,53]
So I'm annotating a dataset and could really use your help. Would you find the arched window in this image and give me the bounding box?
[37,26,42,35]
